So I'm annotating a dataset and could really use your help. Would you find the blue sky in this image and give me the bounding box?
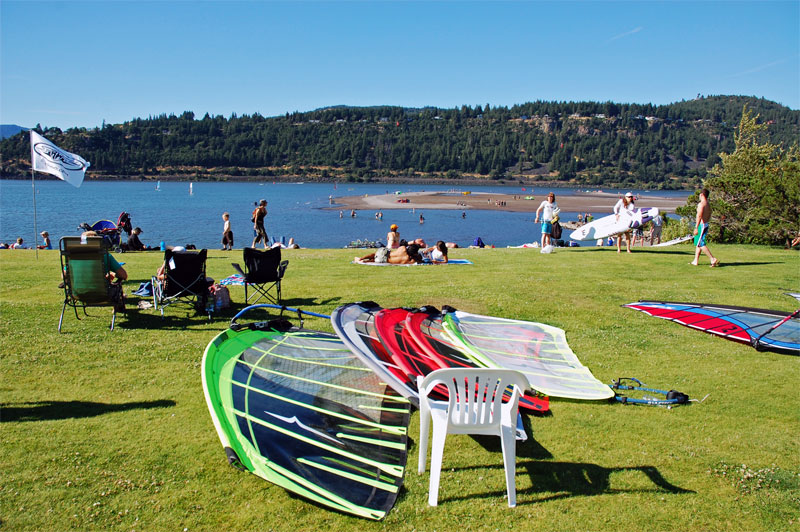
[2,1,798,130]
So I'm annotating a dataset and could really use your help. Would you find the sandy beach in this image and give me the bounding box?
[327,190,688,214]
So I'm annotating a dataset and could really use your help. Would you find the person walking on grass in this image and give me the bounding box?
[613,192,635,253]
[222,212,234,250]
[535,192,559,248]
[251,200,268,249]
[690,188,720,267]
[650,213,663,245]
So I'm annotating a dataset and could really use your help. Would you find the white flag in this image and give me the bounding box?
[30,130,90,188]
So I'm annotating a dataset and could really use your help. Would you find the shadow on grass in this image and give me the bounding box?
[519,461,694,499]
[1,399,176,422]
[470,413,554,459]
[116,307,214,330]
[115,295,341,330]
[439,460,693,505]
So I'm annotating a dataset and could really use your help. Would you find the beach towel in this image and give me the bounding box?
[219,274,246,286]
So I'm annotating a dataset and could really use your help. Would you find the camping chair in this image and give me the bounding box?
[417,368,529,507]
[58,236,124,332]
[152,248,210,318]
[231,247,288,304]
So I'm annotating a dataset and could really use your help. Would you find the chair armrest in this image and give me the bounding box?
[278,260,289,279]
[231,262,245,276]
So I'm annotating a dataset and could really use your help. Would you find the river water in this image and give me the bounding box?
[0,180,689,249]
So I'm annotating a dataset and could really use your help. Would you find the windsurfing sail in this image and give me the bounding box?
[404,307,550,413]
[624,301,800,355]
[155,180,161,191]
[189,182,193,195]
[335,303,533,440]
[202,310,411,520]
[442,310,615,400]
[332,302,421,404]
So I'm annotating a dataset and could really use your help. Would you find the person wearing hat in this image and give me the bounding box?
[38,231,52,250]
[251,199,269,249]
[126,227,146,251]
[613,192,636,253]
[387,224,400,249]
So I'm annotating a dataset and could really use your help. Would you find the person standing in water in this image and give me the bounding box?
[691,188,720,267]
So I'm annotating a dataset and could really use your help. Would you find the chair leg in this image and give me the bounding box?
[418,410,430,474]
[110,308,116,331]
[58,300,67,333]
[500,424,518,508]
[427,422,448,506]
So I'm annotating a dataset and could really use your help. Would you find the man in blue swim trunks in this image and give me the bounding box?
[690,188,719,267]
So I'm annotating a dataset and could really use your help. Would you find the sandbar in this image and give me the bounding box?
[327,191,688,214]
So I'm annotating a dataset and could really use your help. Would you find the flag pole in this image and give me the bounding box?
[32,163,39,260]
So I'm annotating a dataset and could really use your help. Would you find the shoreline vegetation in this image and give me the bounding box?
[3,96,797,191]
[4,172,698,190]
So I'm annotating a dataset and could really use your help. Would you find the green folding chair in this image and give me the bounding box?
[59,236,124,332]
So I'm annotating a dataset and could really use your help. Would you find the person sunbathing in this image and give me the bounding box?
[356,243,423,264]
[421,241,449,264]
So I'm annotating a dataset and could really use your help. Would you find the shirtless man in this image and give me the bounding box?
[252,200,268,249]
[356,244,422,264]
[691,189,720,267]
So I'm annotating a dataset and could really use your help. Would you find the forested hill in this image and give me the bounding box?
[2,96,797,189]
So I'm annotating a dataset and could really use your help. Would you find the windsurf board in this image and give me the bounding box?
[570,207,659,241]
[652,234,693,247]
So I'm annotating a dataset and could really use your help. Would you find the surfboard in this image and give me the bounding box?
[652,234,693,247]
[570,207,659,241]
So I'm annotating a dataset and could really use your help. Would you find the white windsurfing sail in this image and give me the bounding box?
[443,311,613,400]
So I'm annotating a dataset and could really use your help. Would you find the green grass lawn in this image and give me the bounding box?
[1,244,798,531]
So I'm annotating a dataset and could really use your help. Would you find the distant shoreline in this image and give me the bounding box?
[327,190,689,214]
[1,174,695,192]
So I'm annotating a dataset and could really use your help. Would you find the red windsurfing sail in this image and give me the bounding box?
[404,308,550,413]
[624,301,800,355]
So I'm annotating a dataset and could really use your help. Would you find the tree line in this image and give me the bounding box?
[1,95,797,189]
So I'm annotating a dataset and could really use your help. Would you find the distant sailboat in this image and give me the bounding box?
[189,182,193,195]
[155,180,161,191]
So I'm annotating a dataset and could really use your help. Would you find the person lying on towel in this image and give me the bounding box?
[420,241,449,264]
[356,243,423,264]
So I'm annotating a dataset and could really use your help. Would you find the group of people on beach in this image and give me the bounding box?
[532,189,720,266]
[355,223,449,264]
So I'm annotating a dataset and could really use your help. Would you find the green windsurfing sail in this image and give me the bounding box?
[442,310,613,400]
[202,317,411,520]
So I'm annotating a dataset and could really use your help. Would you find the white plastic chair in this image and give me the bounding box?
[417,368,529,507]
